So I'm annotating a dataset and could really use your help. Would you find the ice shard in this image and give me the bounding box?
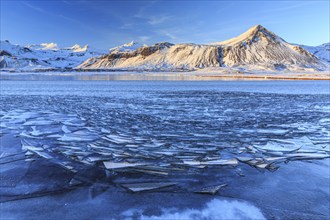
[195,184,227,195]
[121,182,177,192]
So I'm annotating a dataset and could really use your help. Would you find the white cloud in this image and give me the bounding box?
[155,29,179,40]
[163,31,176,40]
[148,15,172,25]
[22,2,46,13]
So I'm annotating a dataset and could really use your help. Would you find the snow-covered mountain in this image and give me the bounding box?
[1,25,329,72]
[109,41,145,54]
[0,40,106,71]
[301,43,330,63]
[78,42,222,71]
[79,25,328,72]
[210,25,327,71]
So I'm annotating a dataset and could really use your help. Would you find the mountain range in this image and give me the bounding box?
[1,25,329,72]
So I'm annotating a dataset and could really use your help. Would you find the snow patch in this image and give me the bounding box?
[122,198,266,220]
[109,41,145,53]
[302,43,330,63]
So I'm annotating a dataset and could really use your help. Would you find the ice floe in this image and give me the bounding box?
[121,182,177,193]
[1,108,329,194]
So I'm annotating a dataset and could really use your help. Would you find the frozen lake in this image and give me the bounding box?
[1,80,329,219]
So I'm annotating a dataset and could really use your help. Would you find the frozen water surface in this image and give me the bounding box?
[1,80,329,219]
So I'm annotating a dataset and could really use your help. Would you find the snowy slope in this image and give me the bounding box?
[79,25,327,72]
[109,41,145,53]
[301,43,330,63]
[212,25,326,71]
[79,42,222,70]
[0,40,106,70]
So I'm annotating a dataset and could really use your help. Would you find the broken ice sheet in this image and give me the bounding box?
[1,98,329,198]
[30,125,62,136]
[286,153,330,160]
[61,119,85,127]
[254,141,301,153]
[58,130,98,142]
[102,134,134,144]
[257,128,289,135]
[23,119,56,126]
[121,182,177,192]
[103,161,147,169]
[201,158,238,166]
[195,184,227,195]
[61,125,71,133]
[130,166,171,176]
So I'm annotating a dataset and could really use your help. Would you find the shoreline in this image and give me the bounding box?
[1,71,329,81]
[198,74,330,80]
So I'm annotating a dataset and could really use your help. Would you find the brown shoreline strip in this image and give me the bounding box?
[1,73,329,81]
[199,75,330,80]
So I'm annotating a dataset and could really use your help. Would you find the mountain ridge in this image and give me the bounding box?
[0,40,104,70]
[79,25,327,72]
[1,25,329,72]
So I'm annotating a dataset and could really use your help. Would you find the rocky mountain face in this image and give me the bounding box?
[0,40,105,71]
[1,25,329,72]
[211,25,325,71]
[79,42,222,71]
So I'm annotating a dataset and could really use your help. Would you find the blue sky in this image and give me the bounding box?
[1,1,329,49]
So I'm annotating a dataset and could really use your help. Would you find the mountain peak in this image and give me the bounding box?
[40,43,59,50]
[213,24,283,46]
[109,41,144,53]
[124,41,138,47]
[250,24,264,31]
[244,24,272,37]
[70,44,89,52]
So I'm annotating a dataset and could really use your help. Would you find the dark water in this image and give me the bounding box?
[1,80,329,219]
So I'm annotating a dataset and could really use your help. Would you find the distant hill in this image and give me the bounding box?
[0,40,105,71]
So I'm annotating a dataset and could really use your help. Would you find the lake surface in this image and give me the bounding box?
[1,80,329,219]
